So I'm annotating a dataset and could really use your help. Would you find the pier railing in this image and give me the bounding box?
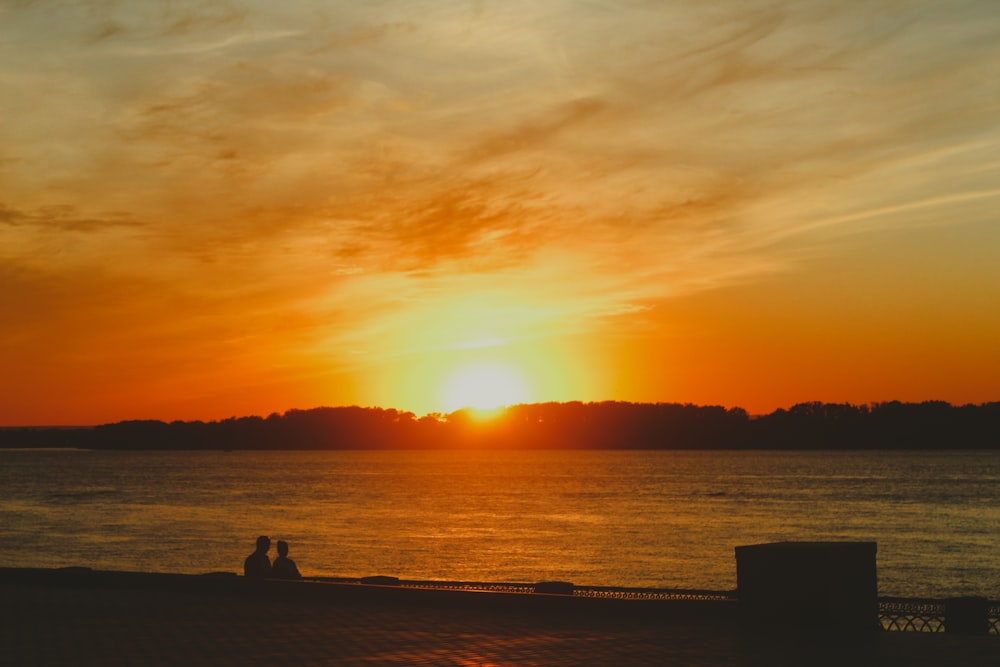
[2,567,995,634]
[319,576,999,634]
[879,597,947,632]
[878,596,1000,635]
[318,576,735,601]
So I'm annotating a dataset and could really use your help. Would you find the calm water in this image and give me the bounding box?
[1,449,997,598]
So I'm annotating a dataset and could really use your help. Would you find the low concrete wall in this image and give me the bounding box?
[0,567,735,624]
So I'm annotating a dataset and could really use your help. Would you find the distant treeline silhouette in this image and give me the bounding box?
[2,400,999,450]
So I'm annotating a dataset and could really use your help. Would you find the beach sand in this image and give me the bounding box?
[1,569,997,666]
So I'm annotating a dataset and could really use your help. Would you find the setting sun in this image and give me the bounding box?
[439,361,531,413]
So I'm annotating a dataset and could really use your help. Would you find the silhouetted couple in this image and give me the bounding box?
[243,535,302,579]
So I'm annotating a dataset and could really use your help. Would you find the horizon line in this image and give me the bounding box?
[4,397,997,429]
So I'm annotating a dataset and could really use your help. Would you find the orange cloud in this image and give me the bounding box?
[2,1,999,423]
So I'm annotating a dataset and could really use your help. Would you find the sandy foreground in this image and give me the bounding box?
[1,568,997,667]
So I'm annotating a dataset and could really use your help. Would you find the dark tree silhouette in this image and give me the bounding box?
[1,401,997,450]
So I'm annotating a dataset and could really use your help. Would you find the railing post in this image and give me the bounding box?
[944,596,989,635]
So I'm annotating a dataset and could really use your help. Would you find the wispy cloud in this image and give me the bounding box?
[2,0,999,420]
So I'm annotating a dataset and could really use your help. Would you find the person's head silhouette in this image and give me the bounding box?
[277,540,289,558]
[256,535,271,554]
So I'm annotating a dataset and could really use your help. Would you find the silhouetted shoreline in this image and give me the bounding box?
[2,565,998,666]
[2,400,998,450]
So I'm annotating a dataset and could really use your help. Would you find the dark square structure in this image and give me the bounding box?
[735,541,878,634]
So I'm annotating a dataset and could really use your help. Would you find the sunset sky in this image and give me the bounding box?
[3,1,999,425]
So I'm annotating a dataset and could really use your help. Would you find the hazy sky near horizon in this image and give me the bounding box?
[3,0,999,425]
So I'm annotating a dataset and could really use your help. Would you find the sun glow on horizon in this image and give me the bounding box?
[439,361,532,414]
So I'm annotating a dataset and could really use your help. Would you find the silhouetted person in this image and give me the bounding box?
[271,540,302,580]
[243,535,272,577]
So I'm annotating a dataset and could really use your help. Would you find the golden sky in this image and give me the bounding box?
[3,1,999,425]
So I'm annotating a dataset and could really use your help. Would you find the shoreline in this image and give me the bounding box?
[2,566,998,666]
